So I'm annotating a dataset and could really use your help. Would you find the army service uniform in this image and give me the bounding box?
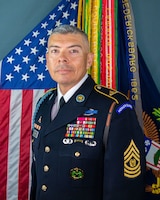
[31,75,145,200]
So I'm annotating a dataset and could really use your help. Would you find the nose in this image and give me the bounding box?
[58,52,68,63]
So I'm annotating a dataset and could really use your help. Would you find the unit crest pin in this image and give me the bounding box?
[76,94,85,103]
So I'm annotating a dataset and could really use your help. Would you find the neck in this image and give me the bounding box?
[59,85,73,95]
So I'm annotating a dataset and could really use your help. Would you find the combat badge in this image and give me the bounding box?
[84,108,98,116]
[124,139,141,178]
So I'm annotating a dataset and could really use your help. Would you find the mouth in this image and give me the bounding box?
[56,65,72,74]
[58,69,71,74]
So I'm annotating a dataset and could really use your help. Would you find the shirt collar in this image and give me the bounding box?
[57,74,88,103]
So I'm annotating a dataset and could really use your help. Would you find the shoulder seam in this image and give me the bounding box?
[94,85,119,104]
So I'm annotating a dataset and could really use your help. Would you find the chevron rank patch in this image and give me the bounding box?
[124,139,141,178]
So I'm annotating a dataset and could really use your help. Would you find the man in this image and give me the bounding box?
[31,25,145,200]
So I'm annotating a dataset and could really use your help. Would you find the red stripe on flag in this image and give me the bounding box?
[18,90,33,200]
[0,90,11,199]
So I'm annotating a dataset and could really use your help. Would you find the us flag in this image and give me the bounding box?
[0,0,78,199]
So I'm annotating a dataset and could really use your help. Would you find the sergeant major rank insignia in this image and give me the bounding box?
[124,139,141,178]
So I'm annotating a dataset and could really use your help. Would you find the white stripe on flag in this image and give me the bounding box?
[7,90,22,200]
[28,89,45,192]
[2,89,45,200]
[32,90,45,119]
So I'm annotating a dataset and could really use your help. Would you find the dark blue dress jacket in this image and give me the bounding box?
[31,75,145,200]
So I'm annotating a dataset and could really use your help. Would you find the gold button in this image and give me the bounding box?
[45,146,50,153]
[41,185,47,191]
[75,152,80,157]
[44,165,49,172]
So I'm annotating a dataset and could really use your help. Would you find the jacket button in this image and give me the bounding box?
[44,165,49,172]
[75,152,81,157]
[45,146,50,153]
[41,185,47,191]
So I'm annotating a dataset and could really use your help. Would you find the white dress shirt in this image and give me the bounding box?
[51,74,88,120]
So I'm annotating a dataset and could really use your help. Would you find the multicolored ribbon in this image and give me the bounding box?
[77,0,102,84]
[77,0,117,87]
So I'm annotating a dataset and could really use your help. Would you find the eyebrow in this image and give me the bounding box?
[48,44,82,49]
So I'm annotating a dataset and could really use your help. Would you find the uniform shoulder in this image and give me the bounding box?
[94,84,129,104]
[39,88,56,102]
[32,88,56,129]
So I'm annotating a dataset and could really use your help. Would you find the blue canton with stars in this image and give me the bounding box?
[0,0,78,89]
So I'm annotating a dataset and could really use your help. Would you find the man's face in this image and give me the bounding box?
[46,33,93,93]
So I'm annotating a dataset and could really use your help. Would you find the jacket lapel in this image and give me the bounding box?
[45,76,95,135]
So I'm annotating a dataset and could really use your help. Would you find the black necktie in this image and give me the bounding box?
[59,96,65,109]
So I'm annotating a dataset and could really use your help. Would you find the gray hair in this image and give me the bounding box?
[50,25,89,44]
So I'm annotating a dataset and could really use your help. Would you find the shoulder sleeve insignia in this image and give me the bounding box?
[124,139,141,178]
[116,103,133,114]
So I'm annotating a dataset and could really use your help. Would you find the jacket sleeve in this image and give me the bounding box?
[103,101,146,200]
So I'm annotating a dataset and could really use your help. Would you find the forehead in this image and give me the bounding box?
[48,33,87,48]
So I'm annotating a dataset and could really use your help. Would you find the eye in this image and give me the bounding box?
[70,49,79,54]
[50,49,59,53]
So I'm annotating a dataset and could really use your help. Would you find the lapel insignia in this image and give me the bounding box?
[124,139,141,178]
[38,116,42,123]
[70,167,84,180]
[76,94,85,103]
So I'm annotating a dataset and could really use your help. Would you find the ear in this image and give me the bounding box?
[46,53,48,62]
[87,52,94,69]
[46,53,49,68]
